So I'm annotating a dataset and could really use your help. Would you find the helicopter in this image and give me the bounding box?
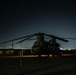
[0,32,69,57]
[29,33,68,57]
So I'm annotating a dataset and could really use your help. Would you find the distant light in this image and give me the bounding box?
[64,48,72,50]
[68,48,71,50]
[60,48,64,50]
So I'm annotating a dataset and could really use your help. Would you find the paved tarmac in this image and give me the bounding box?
[0,56,76,75]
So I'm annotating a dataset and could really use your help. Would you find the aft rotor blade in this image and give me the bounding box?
[43,33,69,42]
[64,38,76,40]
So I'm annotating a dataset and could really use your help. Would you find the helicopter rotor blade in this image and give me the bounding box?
[0,34,35,44]
[42,33,69,42]
[64,38,76,40]
[16,34,35,44]
[0,32,69,45]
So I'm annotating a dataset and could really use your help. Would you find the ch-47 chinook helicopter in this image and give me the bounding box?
[0,32,69,57]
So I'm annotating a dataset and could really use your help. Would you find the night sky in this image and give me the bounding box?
[0,0,76,49]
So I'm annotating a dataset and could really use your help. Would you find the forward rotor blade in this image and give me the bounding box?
[16,34,35,44]
[0,34,35,44]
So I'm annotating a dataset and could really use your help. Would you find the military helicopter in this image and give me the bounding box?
[0,32,69,57]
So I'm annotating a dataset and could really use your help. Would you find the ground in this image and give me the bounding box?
[0,56,76,75]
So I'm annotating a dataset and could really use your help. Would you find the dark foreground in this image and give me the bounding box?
[0,56,76,75]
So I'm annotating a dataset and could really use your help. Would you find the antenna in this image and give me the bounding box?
[11,41,14,49]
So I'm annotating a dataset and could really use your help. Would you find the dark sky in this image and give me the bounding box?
[0,0,76,49]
